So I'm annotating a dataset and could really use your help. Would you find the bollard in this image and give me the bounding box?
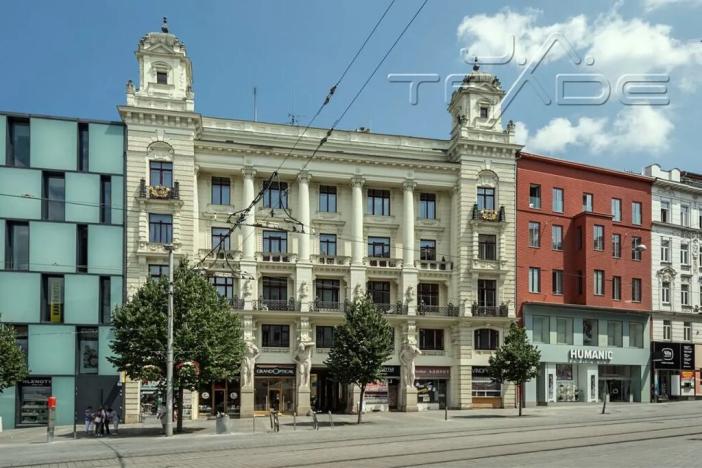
[215,412,229,434]
[253,413,256,433]
[312,411,319,430]
[46,396,57,443]
[273,412,280,432]
[293,412,297,431]
[269,411,274,431]
[328,410,334,429]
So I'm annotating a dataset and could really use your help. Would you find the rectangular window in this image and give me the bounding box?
[99,276,111,323]
[663,320,672,340]
[42,275,64,323]
[552,270,564,295]
[631,237,642,261]
[262,324,290,348]
[552,188,564,213]
[528,222,540,248]
[211,177,231,205]
[319,234,337,257]
[100,176,111,224]
[263,230,287,253]
[263,181,288,209]
[418,283,439,307]
[5,221,29,271]
[319,185,337,212]
[612,198,622,222]
[661,238,670,262]
[419,193,436,219]
[533,315,550,344]
[149,264,169,279]
[632,201,642,225]
[612,276,622,300]
[210,276,234,302]
[262,277,287,301]
[77,327,99,374]
[478,234,496,260]
[316,279,340,305]
[684,321,692,341]
[681,243,690,265]
[593,225,604,250]
[660,200,670,223]
[594,270,605,296]
[367,281,390,305]
[156,71,168,84]
[607,320,623,347]
[148,214,173,244]
[556,317,574,345]
[76,224,88,273]
[681,204,690,227]
[15,325,28,365]
[477,187,495,211]
[419,329,444,351]
[211,227,231,251]
[480,106,489,118]
[551,225,563,250]
[316,326,335,348]
[661,281,671,304]
[420,239,437,261]
[367,189,390,216]
[630,322,644,348]
[478,279,497,307]
[368,236,390,258]
[529,267,541,293]
[529,184,541,209]
[583,193,593,212]
[612,234,621,258]
[43,173,65,221]
[632,278,642,302]
[149,161,173,187]
[78,123,89,172]
[681,284,690,306]
[7,117,30,167]
[583,319,598,346]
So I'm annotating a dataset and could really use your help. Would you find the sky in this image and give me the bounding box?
[1,0,701,172]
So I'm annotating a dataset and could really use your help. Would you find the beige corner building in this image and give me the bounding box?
[119,24,521,422]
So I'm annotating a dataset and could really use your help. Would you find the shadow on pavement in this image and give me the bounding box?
[451,414,537,419]
[282,421,363,428]
[57,426,208,439]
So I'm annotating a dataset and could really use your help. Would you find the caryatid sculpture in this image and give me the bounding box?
[399,342,422,389]
[240,341,260,389]
[293,341,315,389]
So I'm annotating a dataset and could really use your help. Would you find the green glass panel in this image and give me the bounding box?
[111,176,124,225]
[65,173,100,223]
[0,272,41,322]
[28,324,75,375]
[88,225,122,275]
[0,385,16,429]
[30,118,77,171]
[51,376,75,426]
[29,222,76,273]
[99,326,118,375]
[64,275,99,325]
[110,276,123,314]
[88,124,123,175]
[0,168,42,219]
[0,115,6,164]
[0,219,4,267]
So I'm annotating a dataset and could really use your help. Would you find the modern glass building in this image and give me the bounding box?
[0,112,125,429]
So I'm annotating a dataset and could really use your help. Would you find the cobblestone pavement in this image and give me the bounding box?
[1,402,701,467]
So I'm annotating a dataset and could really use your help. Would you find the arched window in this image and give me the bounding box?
[474,329,499,350]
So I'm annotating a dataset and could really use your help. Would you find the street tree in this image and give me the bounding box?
[487,322,541,416]
[324,296,394,424]
[109,260,244,432]
[0,318,28,393]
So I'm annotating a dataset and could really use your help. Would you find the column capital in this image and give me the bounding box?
[351,175,366,188]
[242,166,256,178]
[297,171,312,184]
[403,179,417,191]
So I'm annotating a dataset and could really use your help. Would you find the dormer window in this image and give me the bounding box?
[156,71,168,84]
[480,106,489,119]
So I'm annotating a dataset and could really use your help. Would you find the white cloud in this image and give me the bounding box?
[513,121,529,146]
[524,107,673,155]
[643,0,702,12]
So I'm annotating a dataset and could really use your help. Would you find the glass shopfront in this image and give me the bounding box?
[198,379,240,417]
[254,365,295,414]
[415,366,449,410]
[17,377,51,426]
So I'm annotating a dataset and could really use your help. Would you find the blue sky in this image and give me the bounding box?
[1,0,700,171]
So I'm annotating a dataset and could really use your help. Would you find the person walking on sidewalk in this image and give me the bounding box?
[93,407,104,437]
[109,407,119,435]
[103,407,111,436]
[84,406,94,434]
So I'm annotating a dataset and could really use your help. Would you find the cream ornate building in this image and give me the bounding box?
[119,25,520,420]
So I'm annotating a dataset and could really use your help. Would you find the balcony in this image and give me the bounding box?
[254,298,300,311]
[139,179,180,200]
[417,259,453,271]
[258,252,295,263]
[311,255,351,266]
[366,257,402,268]
[312,299,347,312]
[471,204,505,222]
[471,303,509,317]
[417,304,460,317]
[228,297,246,309]
[199,248,242,262]
[373,303,408,315]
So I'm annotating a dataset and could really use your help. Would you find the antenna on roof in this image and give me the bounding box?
[253,87,258,122]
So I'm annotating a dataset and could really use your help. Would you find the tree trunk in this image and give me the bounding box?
[176,387,184,433]
[357,384,365,424]
[518,383,522,417]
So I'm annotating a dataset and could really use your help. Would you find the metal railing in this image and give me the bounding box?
[254,298,300,311]
[417,304,460,316]
[374,303,407,315]
[229,297,245,309]
[313,299,345,312]
[139,178,180,200]
[471,204,505,222]
[472,304,509,317]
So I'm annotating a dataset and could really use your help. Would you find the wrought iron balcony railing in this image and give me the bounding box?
[139,179,180,200]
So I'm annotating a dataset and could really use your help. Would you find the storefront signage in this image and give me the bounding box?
[255,365,295,377]
[568,349,613,361]
[21,377,52,387]
[652,342,695,370]
[416,366,450,379]
[378,365,401,378]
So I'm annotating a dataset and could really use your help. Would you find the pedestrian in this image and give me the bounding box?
[103,407,111,436]
[84,406,93,434]
[111,407,120,434]
[93,407,104,437]
[156,405,168,434]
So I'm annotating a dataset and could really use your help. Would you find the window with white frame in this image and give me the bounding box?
[593,225,604,251]
[594,270,605,296]
[684,321,692,341]
[612,276,622,300]
[681,204,690,227]
[552,225,563,250]
[663,320,672,340]
[632,201,642,225]
[632,237,642,261]
[583,193,593,212]
[552,270,563,295]
[529,267,541,293]
[612,198,622,222]
[660,200,670,223]
[528,222,541,247]
[661,281,671,304]
[681,243,690,265]
[681,283,690,306]
[529,184,541,209]
[661,238,671,263]
[552,188,564,213]
[612,234,621,258]
[632,278,642,302]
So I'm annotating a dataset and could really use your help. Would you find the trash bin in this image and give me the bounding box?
[216,412,229,434]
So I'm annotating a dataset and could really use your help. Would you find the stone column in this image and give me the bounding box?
[350,176,366,298]
[449,185,459,305]
[241,167,258,310]
[239,315,257,418]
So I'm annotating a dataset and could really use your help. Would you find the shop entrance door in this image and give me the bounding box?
[214,388,226,414]
[268,387,283,412]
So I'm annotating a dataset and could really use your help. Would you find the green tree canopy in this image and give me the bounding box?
[0,318,28,393]
[109,260,244,430]
[488,322,541,416]
[324,297,393,423]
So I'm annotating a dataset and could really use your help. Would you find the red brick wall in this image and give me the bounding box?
[516,153,652,317]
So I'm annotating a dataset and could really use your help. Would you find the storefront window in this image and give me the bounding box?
[77,327,99,374]
[471,366,501,397]
[556,318,573,345]
[629,322,644,348]
[18,377,51,426]
[607,321,623,347]
[415,380,447,407]
[556,364,579,402]
[254,377,294,413]
[533,315,550,344]
[583,319,598,346]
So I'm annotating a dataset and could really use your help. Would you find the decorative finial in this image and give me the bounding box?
[472,57,480,72]
[161,17,169,33]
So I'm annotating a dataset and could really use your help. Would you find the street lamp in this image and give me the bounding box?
[164,244,175,437]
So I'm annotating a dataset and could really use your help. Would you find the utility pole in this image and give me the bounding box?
[165,245,175,437]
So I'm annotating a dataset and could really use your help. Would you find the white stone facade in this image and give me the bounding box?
[119,28,520,419]
[644,164,702,345]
